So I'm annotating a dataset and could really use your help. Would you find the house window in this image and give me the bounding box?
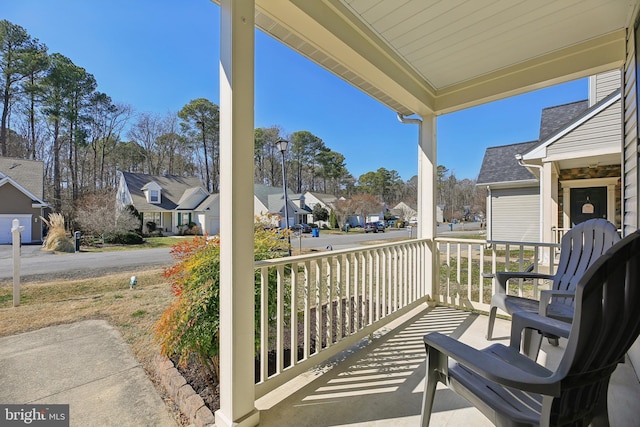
[149,190,159,203]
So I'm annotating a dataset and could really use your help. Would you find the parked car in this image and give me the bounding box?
[291,223,311,233]
[375,221,386,232]
[364,222,378,233]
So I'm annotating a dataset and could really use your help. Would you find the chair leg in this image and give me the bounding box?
[420,360,439,427]
[522,328,543,360]
[589,381,610,427]
[486,305,497,340]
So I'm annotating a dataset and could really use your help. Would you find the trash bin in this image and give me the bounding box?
[312,228,319,237]
[74,231,81,252]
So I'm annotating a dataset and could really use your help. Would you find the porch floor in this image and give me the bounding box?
[256,304,640,426]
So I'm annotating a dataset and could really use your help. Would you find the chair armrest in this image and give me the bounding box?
[425,332,559,396]
[539,289,575,317]
[494,272,555,294]
[509,311,572,349]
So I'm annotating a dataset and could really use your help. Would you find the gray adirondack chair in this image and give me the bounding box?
[421,230,640,427]
[486,218,620,342]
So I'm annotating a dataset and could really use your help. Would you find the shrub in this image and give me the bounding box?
[74,192,141,240]
[145,221,157,233]
[329,210,338,229]
[155,224,289,385]
[41,213,74,252]
[103,231,144,245]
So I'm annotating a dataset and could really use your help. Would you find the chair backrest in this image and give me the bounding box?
[552,219,620,303]
[549,231,640,424]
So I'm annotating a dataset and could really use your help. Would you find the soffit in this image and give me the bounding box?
[249,0,635,115]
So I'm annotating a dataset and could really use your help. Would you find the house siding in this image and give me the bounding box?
[0,184,41,242]
[625,23,639,236]
[624,16,640,381]
[592,70,622,104]
[489,187,539,242]
[546,99,622,158]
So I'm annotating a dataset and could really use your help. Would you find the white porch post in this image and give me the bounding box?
[542,162,554,243]
[216,1,259,426]
[417,113,437,297]
[541,162,555,264]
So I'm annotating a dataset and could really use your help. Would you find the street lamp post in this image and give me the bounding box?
[277,138,291,255]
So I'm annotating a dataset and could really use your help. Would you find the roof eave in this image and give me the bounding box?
[477,179,539,189]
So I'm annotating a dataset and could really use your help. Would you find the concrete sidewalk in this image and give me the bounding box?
[0,320,177,427]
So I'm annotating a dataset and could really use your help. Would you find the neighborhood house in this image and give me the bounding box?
[0,157,48,244]
[116,171,220,236]
[478,70,622,243]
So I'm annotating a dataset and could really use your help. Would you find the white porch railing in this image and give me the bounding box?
[435,237,560,312]
[253,236,561,398]
[254,238,431,397]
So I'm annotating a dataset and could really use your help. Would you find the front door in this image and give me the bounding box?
[570,187,607,225]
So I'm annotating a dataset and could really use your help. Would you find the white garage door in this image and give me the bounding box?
[0,215,32,244]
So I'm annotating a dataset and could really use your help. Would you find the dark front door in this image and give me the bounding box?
[570,187,607,225]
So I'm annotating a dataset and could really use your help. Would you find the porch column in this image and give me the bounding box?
[541,162,555,244]
[216,1,259,426]
[417,113,437,297]
[541,162,556,265]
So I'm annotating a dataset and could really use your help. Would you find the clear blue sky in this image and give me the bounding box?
[4,0,588,181]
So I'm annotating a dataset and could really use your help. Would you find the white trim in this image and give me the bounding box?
[481,179,539,189]
[560,177,619,227]
[560,177,619,188]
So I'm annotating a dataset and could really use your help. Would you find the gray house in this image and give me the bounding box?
[477,141,540,242]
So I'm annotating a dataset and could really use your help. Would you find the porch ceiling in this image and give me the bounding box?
[229,0,637,116]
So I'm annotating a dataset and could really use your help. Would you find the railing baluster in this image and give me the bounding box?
[375,249,381,322]
[336,254,343,341]
[276,264,285,375]
[446,243,451,302]
[304,261,311,360]
[393,246,399,311]
[381,248,388,317]
[260,266,268,382]
[314,259,322,353]
[479,243,485,304]
[467,243,472,301]
[290,261,298,368]
[368,250,374,325]
[345,253,352,335]
[325,256,333,348]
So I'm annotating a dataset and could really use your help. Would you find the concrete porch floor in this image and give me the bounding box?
[256,304,640,426]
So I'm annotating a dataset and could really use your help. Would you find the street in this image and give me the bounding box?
[0,222,484,283]
[0,245,174,282]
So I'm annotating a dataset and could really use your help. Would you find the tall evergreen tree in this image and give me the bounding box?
[0,20,46,156]
[178,98,220,192]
